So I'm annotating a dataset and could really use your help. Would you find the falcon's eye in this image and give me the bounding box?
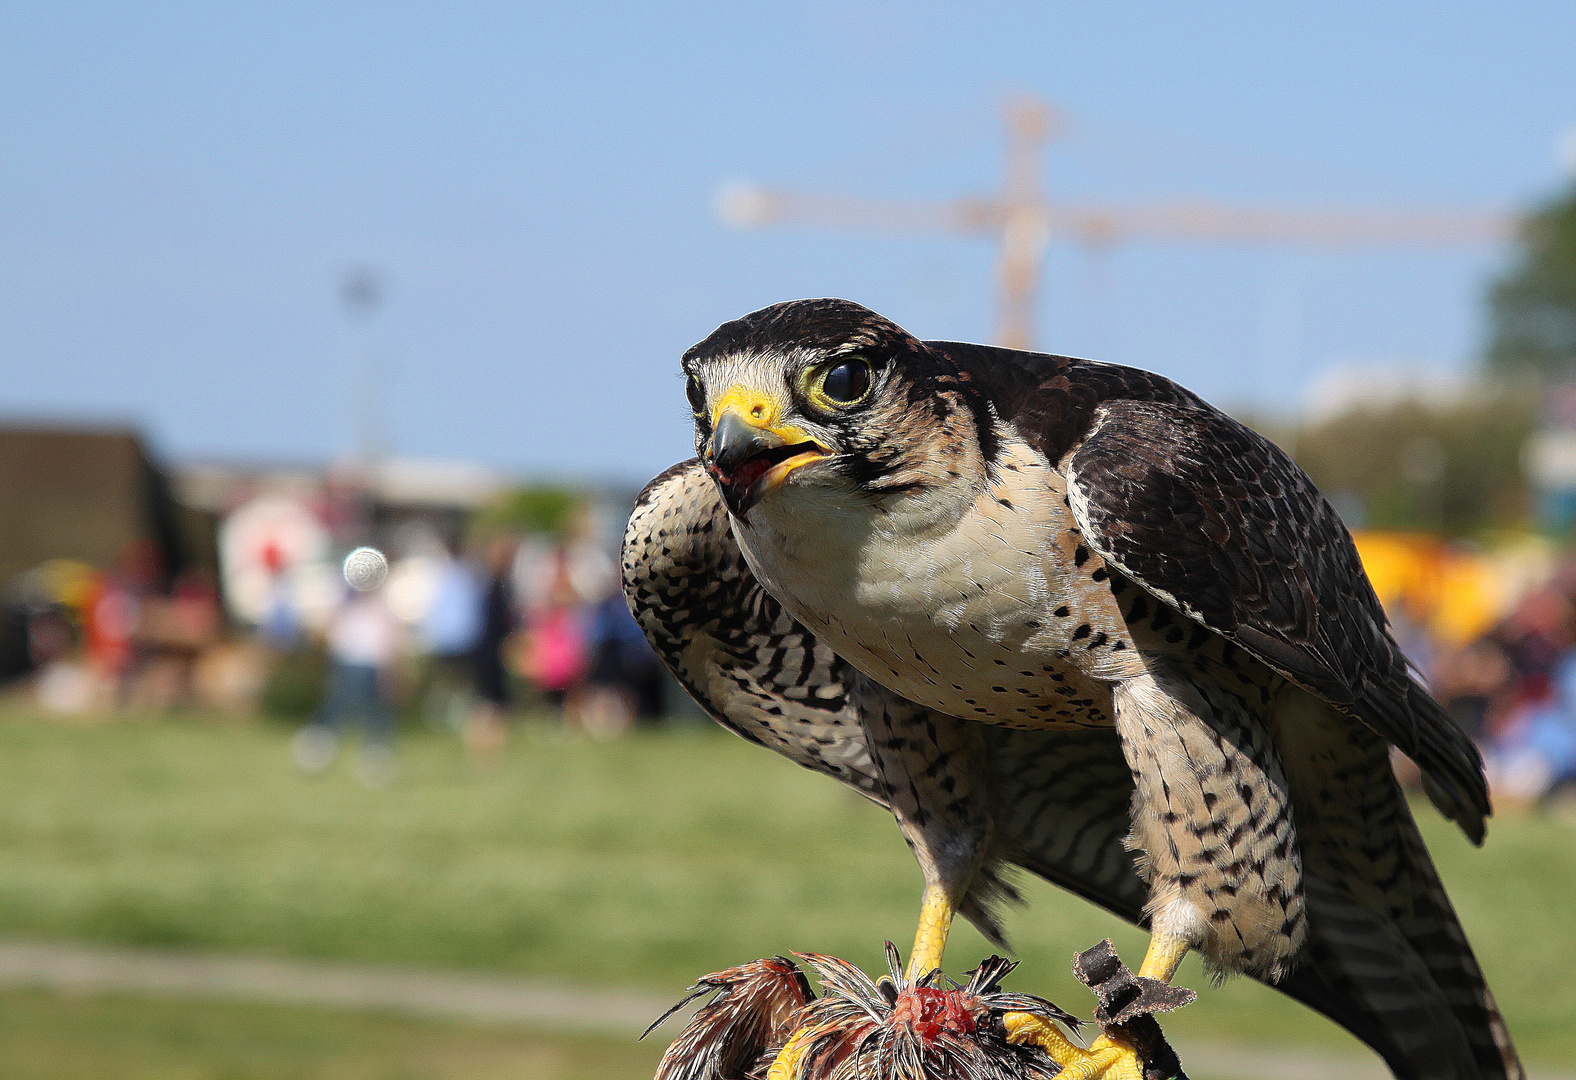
[817,359,872,406]
[685,375,706,415]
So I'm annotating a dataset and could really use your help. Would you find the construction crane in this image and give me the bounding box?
[717,96,1514,351]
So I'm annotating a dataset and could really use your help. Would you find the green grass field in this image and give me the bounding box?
[0,708,1570,1073]
[0,990,663,1080]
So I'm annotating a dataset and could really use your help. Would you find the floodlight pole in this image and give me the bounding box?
[340,266,384,541]
[341,268,383,480]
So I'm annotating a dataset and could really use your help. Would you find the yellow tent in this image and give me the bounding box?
[1350,530,1553,647]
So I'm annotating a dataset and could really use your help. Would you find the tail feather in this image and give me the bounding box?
[1274,787,1523,1080]
[1277,877,1510,1080]
[992,724,1521,1080]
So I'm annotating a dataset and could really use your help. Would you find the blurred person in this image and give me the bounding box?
[1434,636,1515,744]
[83,546,154,708]
[1489,586,1575,708]
[465,537,517,756]
[417,541,484,732]
[257,541,304,651]
[25,606,73,671]
[1484,647,1576,808]
[570,592,662,737]
[130,568,223,712]
[423,545,484,658]
[1429,570,1576,808]
[511,503,617,614]
[515,542,587,714]
[11,560,96,714]
[1473,566,1576,808]
[291,578,403,787]
[168,569,221,641]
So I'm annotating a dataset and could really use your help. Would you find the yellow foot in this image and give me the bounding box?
[1003,1012,1144,1080]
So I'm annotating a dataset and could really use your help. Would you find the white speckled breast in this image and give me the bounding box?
[731,435,1145,730]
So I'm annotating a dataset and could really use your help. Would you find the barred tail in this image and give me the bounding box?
[1278,808,1521,1080]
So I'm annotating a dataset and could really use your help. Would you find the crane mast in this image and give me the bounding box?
[718,96,1512,351]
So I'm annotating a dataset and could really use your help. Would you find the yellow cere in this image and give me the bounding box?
[711,385,811,445]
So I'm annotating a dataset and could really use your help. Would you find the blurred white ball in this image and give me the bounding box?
[342,546,389,592]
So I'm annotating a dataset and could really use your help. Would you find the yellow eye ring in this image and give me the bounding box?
[806,358,872,410]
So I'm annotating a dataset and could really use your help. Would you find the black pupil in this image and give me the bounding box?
[823,361,869,403]
[685,376,705,413]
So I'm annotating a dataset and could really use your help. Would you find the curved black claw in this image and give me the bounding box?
[1073,940,1195,1080]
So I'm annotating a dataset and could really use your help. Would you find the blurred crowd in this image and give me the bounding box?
[265,512,667,783]
[1431,567,1576,808]
[1,489,668,784]
[1356,530,1576,810]
[14,495,1576,809]
[3,541,228,715]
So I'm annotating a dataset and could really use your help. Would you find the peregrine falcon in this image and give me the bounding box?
[622,298,1521,1080]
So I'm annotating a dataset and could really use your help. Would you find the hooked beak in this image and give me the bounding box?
[705,410,827,518]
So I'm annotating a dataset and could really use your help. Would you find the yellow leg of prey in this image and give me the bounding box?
[1004,1013,1144,1080]
[1136,933,1191,982]
[906,884,955,981]
[1001,934,1190,1079]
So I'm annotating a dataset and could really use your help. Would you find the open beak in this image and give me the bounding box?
[705,409,826,518]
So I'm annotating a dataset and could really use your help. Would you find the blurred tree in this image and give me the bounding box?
[473,485,581,538]
[1276,390,1538,537]
[1486,181,1576,376]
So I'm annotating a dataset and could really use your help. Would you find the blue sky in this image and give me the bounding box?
[3,3,1573,483]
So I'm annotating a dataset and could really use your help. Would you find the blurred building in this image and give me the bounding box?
[0,422,221,695]
[0,423,217,588]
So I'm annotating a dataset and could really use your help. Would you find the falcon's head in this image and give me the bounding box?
[681,299,990,522]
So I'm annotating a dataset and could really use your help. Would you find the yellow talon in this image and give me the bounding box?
[1003,1012,1144,1080]
[1003,1011,1085,1060]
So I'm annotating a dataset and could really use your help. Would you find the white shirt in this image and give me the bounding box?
[328,591,400,668]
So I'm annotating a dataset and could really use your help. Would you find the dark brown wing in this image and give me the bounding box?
[1059,398,1488,842]
[985,726,1149,922]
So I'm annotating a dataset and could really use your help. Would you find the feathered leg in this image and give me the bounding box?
[857,679,1001,981]
[1009,661,1302,1079]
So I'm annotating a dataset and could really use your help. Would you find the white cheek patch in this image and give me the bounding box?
[694,351,850,449]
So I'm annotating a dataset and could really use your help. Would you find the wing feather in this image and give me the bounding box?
[1060,399,1489,841]
[622,459,883,795]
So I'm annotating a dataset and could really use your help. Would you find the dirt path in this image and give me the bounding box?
[0,939,1559,1080]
